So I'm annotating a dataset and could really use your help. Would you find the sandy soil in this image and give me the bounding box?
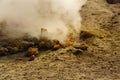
[0,0,120,80]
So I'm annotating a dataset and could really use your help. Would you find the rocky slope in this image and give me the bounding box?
[0,0,120,80]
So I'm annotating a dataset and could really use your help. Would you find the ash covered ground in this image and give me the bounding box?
[0,0,120,80]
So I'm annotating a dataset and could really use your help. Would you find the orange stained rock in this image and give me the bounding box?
[53,44,61,49]
[27,48,39,56]
[53,40,61,50]
[65,36,75,46]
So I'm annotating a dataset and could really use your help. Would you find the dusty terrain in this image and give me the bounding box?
[0,0,120,80]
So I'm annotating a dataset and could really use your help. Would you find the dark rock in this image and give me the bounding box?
[79,46,88,50]
[80,31,95,40]
[22,34,39,44]
[39,40,54,50]
[106,0,120,4]
[67,48,73,53]
[20,41,35,51]
[0,46,8,56]
[46,40,54,49]
[7,47,19,54]
[0,38,35,54]
[29,55,35,61]
[118,13,120,15]
[67,47,83,56]
[53,40,60,44]
[1,39,14,47]
[60,52,64,55]
[73,44,88,51]
[73,49,83,56]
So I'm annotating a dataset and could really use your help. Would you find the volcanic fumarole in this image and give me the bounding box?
[0,0,87,42]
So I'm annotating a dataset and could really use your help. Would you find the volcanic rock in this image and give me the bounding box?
[106,0,120,4]
[22,34,39,44]
[29,55,36,61]
[73,44,88,51]
[26,47,39,57]
[52,40,61,50]
[73,49,83,56]
[20,41,35,51]
[0,46,8,56]
[67,47,83,56]
[39,40,54,50]
[7,47,19,54]
[80,31,95,40]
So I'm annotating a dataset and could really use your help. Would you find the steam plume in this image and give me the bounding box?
[0,0,86,42]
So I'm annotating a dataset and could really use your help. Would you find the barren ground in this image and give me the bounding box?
[0,0,120,80]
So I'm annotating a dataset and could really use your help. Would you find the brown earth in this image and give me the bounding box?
[0,0,120,80]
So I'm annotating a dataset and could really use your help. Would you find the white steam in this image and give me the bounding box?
[0,0,86,42]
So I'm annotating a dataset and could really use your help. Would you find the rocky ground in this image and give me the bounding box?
[0,0,120,80]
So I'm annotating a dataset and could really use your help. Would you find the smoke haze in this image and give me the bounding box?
[0,0,86,42]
